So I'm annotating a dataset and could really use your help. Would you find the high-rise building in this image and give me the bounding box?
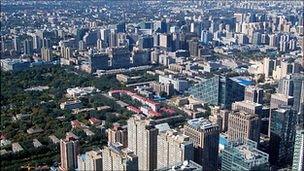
[127,115,158,170]
[23,39,33,56]
[102,143,138,171]
[116,22,126,33]
[263,57,276,78]
[131,48,150,66]
[292,125,304,171]
[270,93,294,109]
[221,139,269,171]
[227,111,260,143]
[155,160,202,171]
[244,86,264,104]
[157,130,194,169]
[108,46,130,68]
[77,149,102,171]
[89,53,109,71]
[100,28,110,47]
[183,118,220,171]
[188,39,199,57]
[201,30,213,45]
[60,136,79,171]
[252,32,262,45]
[269,106,297,165]
[278,74,304,114]
[232,100,263,116]
[159,34,172,51]
[189,76,252,109]
[41,47,51,61]
[107,123,128,147]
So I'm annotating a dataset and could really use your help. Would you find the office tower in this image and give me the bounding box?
[23,39,33,56]
[127,115,158,170]
[269,106,297,165]
[252,32,261,45]
[235,23,242,33]
[131,48,150,66]
[268,34,277,47]
[13,35,20,52]
[278,74,304,114]
[32,34,41,50]
[102,143,138,171]
[157,130,194,169]
[41,47,51,61]
[60,136,79,171]
[96,39,103,51]
[270,93,294,109]
[279,40,288,52]
[183,118,220,171]
[188,39,199,57]
[100,28,110,47]
[138,35,153,49]
[232,101,263,116]
[292,125,304,171]
[107,123,128,147]
[83,31,98,46]
[89,53,109,71]
[159,34,172,51]
[189,76,252,109]
[200,30,213,45]
[227,111,260,143]
[221,139,269,171]
[171,32,180,51]
[108,46,130,68]
[208,114,223,132]
[154,20,167,33]
[77,149,102,171]
[42,38,51,48]
[109,31,117,47]
[155,160,202,171]
[263,57,276,78]
[244,86,264,104]
[116,22,126,33]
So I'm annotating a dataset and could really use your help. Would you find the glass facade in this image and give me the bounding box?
[221,139,269,171]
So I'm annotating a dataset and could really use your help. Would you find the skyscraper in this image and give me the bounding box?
[227,111,260,143]
[269,106,297,165]
[292,125,304,171]
[127,115,158,170]
[77,149,102,171]
[278,74,304,115]
[60,136,79,171]
[157,129,194,169]
[221,139,269,171]
[244,86,264,104]
[102,143,138,171]
[23,39,33,56]
[183,118,219,171]
[108,46,130,68]
[107,123,128,147]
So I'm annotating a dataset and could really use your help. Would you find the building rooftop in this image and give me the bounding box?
[230,76,253,86]
[156,160,202,171]
[187,117,217,130]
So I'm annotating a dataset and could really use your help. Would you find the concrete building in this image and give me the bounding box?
[270,93,294,110]
[227,111,260,143]
[127,115,158,170]
[292,125,304,171]
[60,136,79,171]
[157,130,194,169]
[244,86,264,104]
[107,123,128,147]
[77,149,102,171]
[269,106,297,165]
[232,100,263,116]
[102,143,138,171]
[183,118,220,171]
[159,75,188,93]
[155,160,202,171]
[108,46,130,68]
[221,139,269,171]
